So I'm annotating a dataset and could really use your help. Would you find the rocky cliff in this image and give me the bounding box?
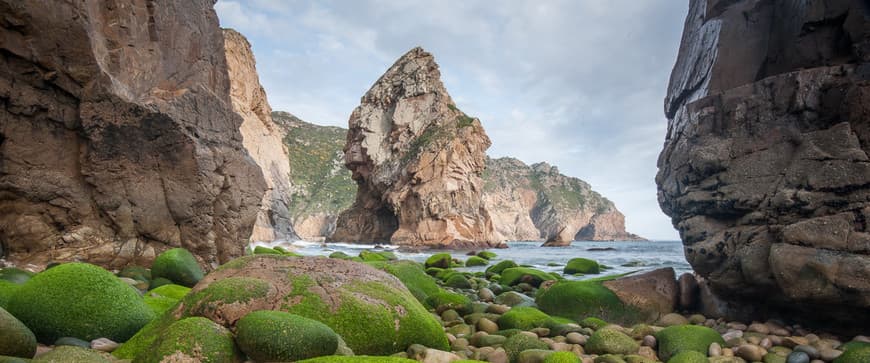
[330,47,500,248]
[484,157,645,243]
[658,0,870,327]
[0,0,265,268]
[223,29,298,243]
[272,111,354,241]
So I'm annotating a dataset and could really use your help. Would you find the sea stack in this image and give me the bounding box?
[223,29,299,243]
[0,0,265,267]
[331,47,500,248]
[657,0,870,328]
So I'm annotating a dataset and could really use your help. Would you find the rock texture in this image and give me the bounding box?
[330,47,499,248]
[0,0,265,268]
[223,29,297,243]
[484,157,645,243]
[658,0,870,328]
[272,111,354,241]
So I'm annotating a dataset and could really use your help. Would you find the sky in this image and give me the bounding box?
[215,0,689,240]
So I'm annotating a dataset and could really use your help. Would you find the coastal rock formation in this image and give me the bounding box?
[484,157,645,243]
[0,0,265,268]
[658,0,870,327]
[272,112,354,241]
[223,29,298,243]
[330,47,499,248]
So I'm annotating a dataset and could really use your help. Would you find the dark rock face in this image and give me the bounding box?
[658,0,870,328]
[0,0,265,268]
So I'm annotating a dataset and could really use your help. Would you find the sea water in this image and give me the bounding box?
[252,240,692,280]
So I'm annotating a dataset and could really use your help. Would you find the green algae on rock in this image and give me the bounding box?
[151,248,204,287]
[477,251,497,260]
[499,267,559,287]
[0,281,20,310]
[297,356,418,363]
[586,327,640,355]
[33,345,114,363]
[0,268,34,285]
[563,258,600,274]
[425,253,452,268]
[466,256,489,266]
[504,333,549,363]
[655,325,725,361]
[499,306,554,331]
[667,350,708,363]
[485,260,518,277]
[425,291,472,314]
[368,260,441,306]
[133,317,240,363]
[236,310,338,362]
[0,307,36,359]
[143,284,190,316]
[543,351,581,363]
[835,346,870,363]
[6,263,153,343]
[536,280,642,325]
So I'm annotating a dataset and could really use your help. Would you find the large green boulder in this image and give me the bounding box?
[0,307,36,358]
[445,273,472,289]
[835,346,870,363]
[0,281,21,309]
[655,325,725,361]
[424,291,472,313]
[477,251,498,260]
[667,351,708,363]
[504,333,549,363]
[536,280,643,325]
[466,256,489,267]
[485,260,518,277]
[151,248,204,287]
[118,266,151,283]
[425,253,452,269]
[499,267,558,287]
[0,268,34,285]
[298,356,417,363]
[499,307,553,330]
[236,310,338,362]
[563,258,600,274]
[6,263,154,343]
[133,317,239,363]
[586,328,639,355]
[359,250,396,262]
[33,346,114,363]
[143,284,190,316]
[121,255,447,358]
[370,261,440,306]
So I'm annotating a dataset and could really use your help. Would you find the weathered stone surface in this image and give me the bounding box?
[658,0,870,328]
[330,47,500,248]
[484,157,645,243]
[602,267,678,321]
[223,29,298,243]
[0,0,265,268]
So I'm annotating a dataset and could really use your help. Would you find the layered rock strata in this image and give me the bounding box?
[223,29,298,243]
[330,47,499,248]
[0,0,265,268]
[657,0,870,328]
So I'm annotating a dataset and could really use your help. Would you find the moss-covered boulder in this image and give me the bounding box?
[499,267,558,287]
[655,325,725,361]
[425,253,452,269]
[466,256,489,267]
[368,260,440,306]
[0,356,30,363]
[835,346,870,363]
[563,258,600,274]
[118,266,151,283]
[543,351,581,363]
[486,260,518,277]
[0,307,36,358]
[504,333,549,363]
[151,248,204,287]
[236,310,338,362]
[298,356,417,363]
[6,263,154,343]
[134,317,239,363]
[477,251,497,260]
[425,291,472,313]
[253,246,282,255]
[840,341,870,352]
[121,255,447,358]
[0,281,21,310]
[143,284,190,316]
[536,280,644,325]
[667,350,708,363]
[445,274,472,289]
[499,307,553,331]
[0,268,34,285]
[33,346,114,363]
[586,328,639,355]
[330,251,352,260]
[359,250,397,262]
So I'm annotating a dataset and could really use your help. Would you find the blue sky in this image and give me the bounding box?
[216,0,688,240]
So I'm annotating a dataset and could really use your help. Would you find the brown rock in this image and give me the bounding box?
[223,29,298,243]
[678,273,699,310]
[330,47,499,248]
[657,0,870,329]
[0,0,265,268]
[602,267,678,322]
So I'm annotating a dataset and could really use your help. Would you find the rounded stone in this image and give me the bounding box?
[655,324,726,361]
[236,310,339,362]
[150,248,204,287]
[658,313,690,327]
[785,351,810,363]
[0,307,36,358]
[735,344,766,362]
[135,317,240,363]
[586,328,639,355]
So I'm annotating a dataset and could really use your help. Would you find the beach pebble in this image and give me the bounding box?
[785,351,810,363]
[531,328,550,337]
[637,346,658,361]
[709,342,722,356]
[760,337,773,349]
[477,318,499,334]
[794,345,819,359]
[487,304,511,315]
[54,337,90,348]
[658,313,689,326]
[452,338,469,351]
[854,335,870,343]
[550,342,572,351]
[727,322,748,331]
[735,344,767,362]
[90,338,118,352]
[688,314,706,325]
[566,332,586,345]
[478,288,495,302]
[722,330,744,341]
[818,348,842,362]
[488,348,508,363]
[783,337,810,348]
[748,323,770,335]
[641,335,656,348]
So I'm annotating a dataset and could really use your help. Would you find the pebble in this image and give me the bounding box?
[90,338,119,352]
[818,348,841,361]
[451,338,469,351]
[749,323,771,334]
[709,342,722,356]
[550,342,572,351]
[783,336,809,348]
[727,322,749,331]
[785,351,810,363]
[637,346,657,361]
[566,332,586,345]
[531,328,550,337]
[478,288,495,302]
[760,337,773,349]
[488,348,508,363]
[736,344,767,362]
[722,330,744,341]
[486,304,510,314]
[722,348,734,357]
[641,335,656,348]
[794,345,819,359]
[658,312,689,326]
[854,335,870,343]
[477,318,499,334]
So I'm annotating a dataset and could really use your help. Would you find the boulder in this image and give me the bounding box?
[655,325,725,362]
[7,263,153,343]
[499,307,554,331]
[330,47,500,248]
[563,258,600,275]
[134,317,240,363]
[657,0,870,328]
[235,310,339,362]
[586,328,640,355]
[0,0,265,268]
[150,248,204,287]
[0,307,36,358]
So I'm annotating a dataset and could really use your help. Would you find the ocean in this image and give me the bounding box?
[251,240,692,280]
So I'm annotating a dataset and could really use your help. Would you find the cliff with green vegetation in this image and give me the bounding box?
[272,112,355,240]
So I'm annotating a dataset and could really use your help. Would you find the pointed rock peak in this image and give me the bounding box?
[363,46,449,105]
